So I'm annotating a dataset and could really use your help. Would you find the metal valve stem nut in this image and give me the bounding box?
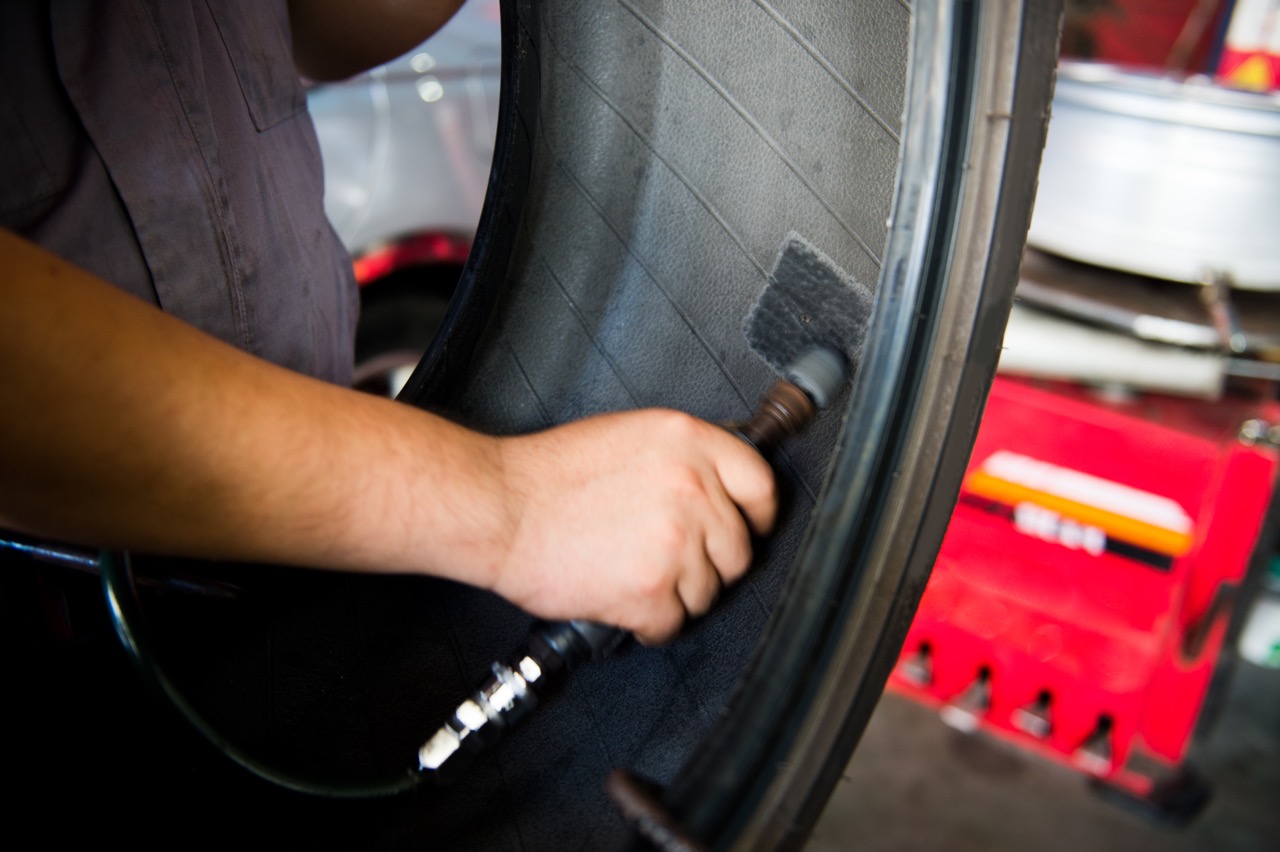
[419,655,544,780]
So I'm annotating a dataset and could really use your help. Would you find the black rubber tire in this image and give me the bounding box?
[399,1,1062,848]
[352,270,457,397]
[100,1,1061,849]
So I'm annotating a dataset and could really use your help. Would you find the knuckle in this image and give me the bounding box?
[742,456,777,503]
[653,408,703,444]
[759,466,779,504]
[688,577,721,617]
[685,598,710,619]
[667,465,707,500]
[633,555,679,602]
[717,538,752,584]
[655,605,685,641]
[634,605,683,645]
[742,467,778,531]
[654,516,691,558]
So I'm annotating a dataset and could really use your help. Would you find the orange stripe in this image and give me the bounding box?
[964,471,1194,557]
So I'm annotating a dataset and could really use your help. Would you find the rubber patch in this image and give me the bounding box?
[742,232,874,380]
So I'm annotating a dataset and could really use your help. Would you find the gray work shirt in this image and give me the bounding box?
[1,0,358,385]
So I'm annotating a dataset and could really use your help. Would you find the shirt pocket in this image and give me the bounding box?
[205,0,306,131]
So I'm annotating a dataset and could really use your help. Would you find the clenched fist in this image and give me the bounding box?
[490,409,777,645]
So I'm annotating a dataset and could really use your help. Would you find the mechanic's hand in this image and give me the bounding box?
[492,409,777,645]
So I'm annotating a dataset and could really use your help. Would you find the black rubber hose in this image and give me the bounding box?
[100,550,422,798]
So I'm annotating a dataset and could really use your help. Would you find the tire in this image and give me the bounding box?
[399,1,1061,848]
[352,270,458,398]
[105,1,1061,849]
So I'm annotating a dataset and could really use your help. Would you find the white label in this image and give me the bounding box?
[1013,502,1107,556]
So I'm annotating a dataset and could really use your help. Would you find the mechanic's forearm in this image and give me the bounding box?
[288,0,469,81]
[0,230,510,585]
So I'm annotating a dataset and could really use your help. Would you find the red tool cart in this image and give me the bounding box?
[889,371,1279,816]
[889,0,1280,820]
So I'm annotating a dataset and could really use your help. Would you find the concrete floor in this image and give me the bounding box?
[808,658,1280,852]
